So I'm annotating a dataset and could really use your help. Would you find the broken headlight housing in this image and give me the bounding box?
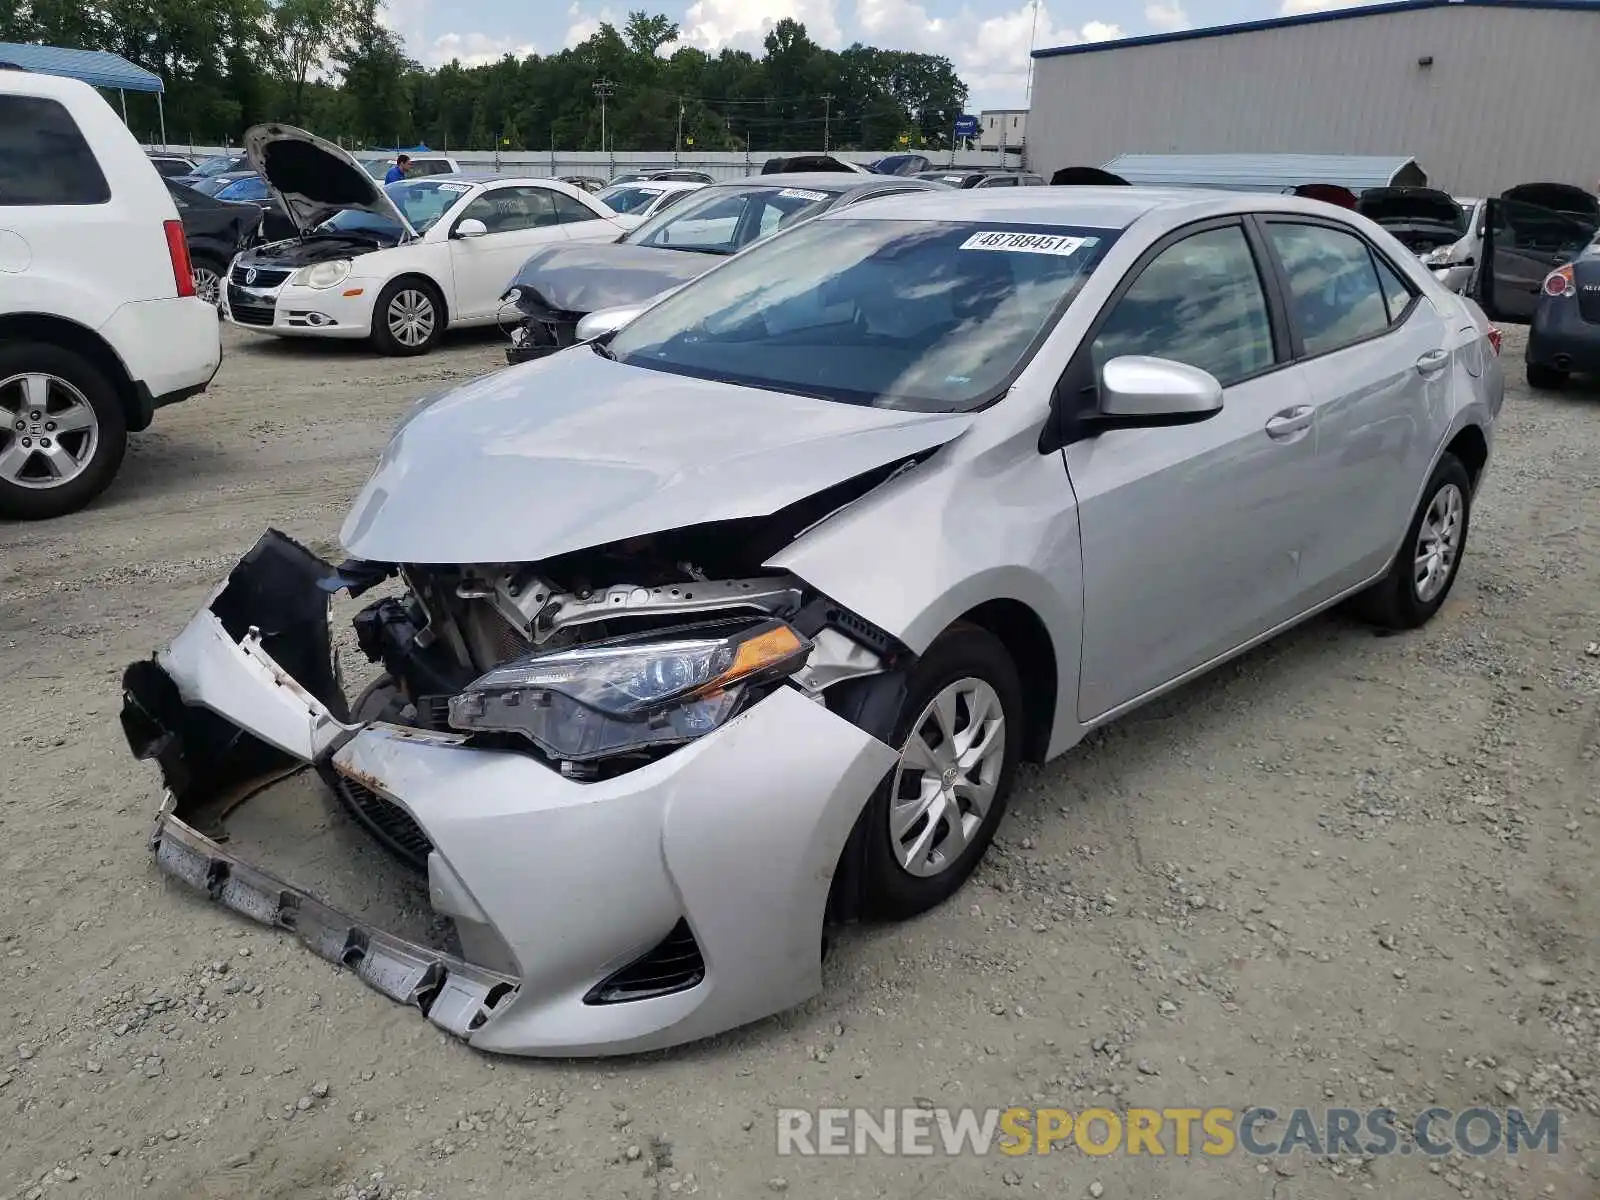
[447,618,812,762]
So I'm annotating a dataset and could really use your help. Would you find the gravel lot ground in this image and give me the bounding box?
[1,324,1597,1200]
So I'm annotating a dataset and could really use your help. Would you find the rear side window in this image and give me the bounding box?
[552,190,600,224]
[0,96,111,206]
[1267,222,1389,356]
[1373,254,1415,323]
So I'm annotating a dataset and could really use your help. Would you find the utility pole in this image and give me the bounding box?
[821,93,834,152]
[1023,0,1041,108]
[592,78,615,152]
[676,97,685,155]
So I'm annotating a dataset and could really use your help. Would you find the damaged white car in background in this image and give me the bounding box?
[122,188,1501,1057]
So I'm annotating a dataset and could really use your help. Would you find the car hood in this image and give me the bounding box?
[243,123,418,239]
[507,242,722,314]
[1357,187,1463,231]
[339,349,973,564]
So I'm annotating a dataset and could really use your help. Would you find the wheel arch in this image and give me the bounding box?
[0,313,144,430]
[953,600,1058,765]
[379,270,451,327]
[1445,423,1489,492]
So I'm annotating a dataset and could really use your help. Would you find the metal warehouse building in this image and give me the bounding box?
[1026,0,1600,196]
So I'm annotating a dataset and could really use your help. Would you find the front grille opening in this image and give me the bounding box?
[584,919,706,1005]
[332,774,433,871]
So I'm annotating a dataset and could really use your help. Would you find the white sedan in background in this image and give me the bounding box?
[594,180,705,230]
[223,125,628,355]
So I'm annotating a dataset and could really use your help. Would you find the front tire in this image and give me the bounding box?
[370,278,444,356]
[1350,453,1472,630]
[0,343,128,521]
[191,255,225,308]
[861,624,1023,920]
[1526,360,1568,390]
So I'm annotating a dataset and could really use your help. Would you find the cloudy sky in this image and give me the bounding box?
[388,0,1382,109]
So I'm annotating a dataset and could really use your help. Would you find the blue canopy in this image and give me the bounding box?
[0,43,164,93]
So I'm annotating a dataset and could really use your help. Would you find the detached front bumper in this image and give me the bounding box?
[122,531,896,1057]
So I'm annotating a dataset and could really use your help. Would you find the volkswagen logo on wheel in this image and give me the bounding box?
[245,268,258,286]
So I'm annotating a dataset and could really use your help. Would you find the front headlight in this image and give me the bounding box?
[448,619,812,762]
[292,258,353,289]
[1421,245,1456,267]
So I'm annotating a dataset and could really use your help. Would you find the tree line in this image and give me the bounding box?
[0,1,970,152]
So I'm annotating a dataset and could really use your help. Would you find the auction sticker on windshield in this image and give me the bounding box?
[435,182,473,193]
[779,189,831,202]
[960,231,1098,256]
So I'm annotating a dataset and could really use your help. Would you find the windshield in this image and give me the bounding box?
[318,178,471,237]
[192,156,242,178]
[622,184,837,255]
[599,184,666,214]
[216,176,270,202]
[608,219,1118,411]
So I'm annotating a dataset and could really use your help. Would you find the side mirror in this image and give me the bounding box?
[1097,355,1224,421]
[576,303,647,342]
[455,218,488,239]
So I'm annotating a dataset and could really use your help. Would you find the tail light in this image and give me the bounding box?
[164,219,196,298]
[1487,326,1503,356]
[1543,264,1575,298]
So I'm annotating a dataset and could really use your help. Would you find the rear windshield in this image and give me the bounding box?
[608,219,1118,412]
[621,184,838,254]
[599,185,665,213]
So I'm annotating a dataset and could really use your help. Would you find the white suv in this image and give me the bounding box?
[0,68,222,519]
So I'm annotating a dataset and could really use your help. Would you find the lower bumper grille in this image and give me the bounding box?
[1578,290,1600,324]
[332,773,433,871]
[227,285,276,327]
[584,919,706,1004]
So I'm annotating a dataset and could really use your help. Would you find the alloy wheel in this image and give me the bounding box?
[388,289,436,348]
[192,266,222,307]
[1413,482,1463,603]
[889,677,1007,878]
[0,372,100,490]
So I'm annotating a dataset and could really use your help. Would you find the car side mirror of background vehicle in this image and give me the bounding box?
[576,303,647,341]
[1095,355,1224,423]
[455,218,488,239]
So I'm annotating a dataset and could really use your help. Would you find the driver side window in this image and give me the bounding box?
[1091,224,1276,387]
[459,186,558,234]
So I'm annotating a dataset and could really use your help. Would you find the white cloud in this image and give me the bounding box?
[1144,1,1188,30]
[426,31,537,67]
[679,0,844,51]
[954,3,1123,109]
[855,0,945,52]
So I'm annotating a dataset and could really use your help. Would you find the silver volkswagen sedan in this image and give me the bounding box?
[121,188,1504,1057]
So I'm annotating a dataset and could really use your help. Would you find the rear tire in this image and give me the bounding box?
[370,277,445,356]
[1349,453,1471,631]
[1526,360,1568,390]
[0,342,128,521]
[861,624,1023,920]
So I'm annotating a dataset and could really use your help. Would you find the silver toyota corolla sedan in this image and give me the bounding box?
[121,188,1504,1057]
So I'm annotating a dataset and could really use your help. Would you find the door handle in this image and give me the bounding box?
[1416,348,1450,374]
[1265,405,1313,439]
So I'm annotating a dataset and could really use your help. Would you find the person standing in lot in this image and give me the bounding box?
[384,154,410,184]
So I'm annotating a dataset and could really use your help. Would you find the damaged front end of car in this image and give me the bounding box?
[121,465,927,1055]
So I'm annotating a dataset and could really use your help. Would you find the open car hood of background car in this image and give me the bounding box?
[243,123,419,239]
[1500,181,1600,219]
[1356,186,1464,230]
[339,350,973,564]
[507,242,723,314]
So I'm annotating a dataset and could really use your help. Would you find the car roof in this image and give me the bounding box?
[718,172,935,194]
[814,185,1361,230]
